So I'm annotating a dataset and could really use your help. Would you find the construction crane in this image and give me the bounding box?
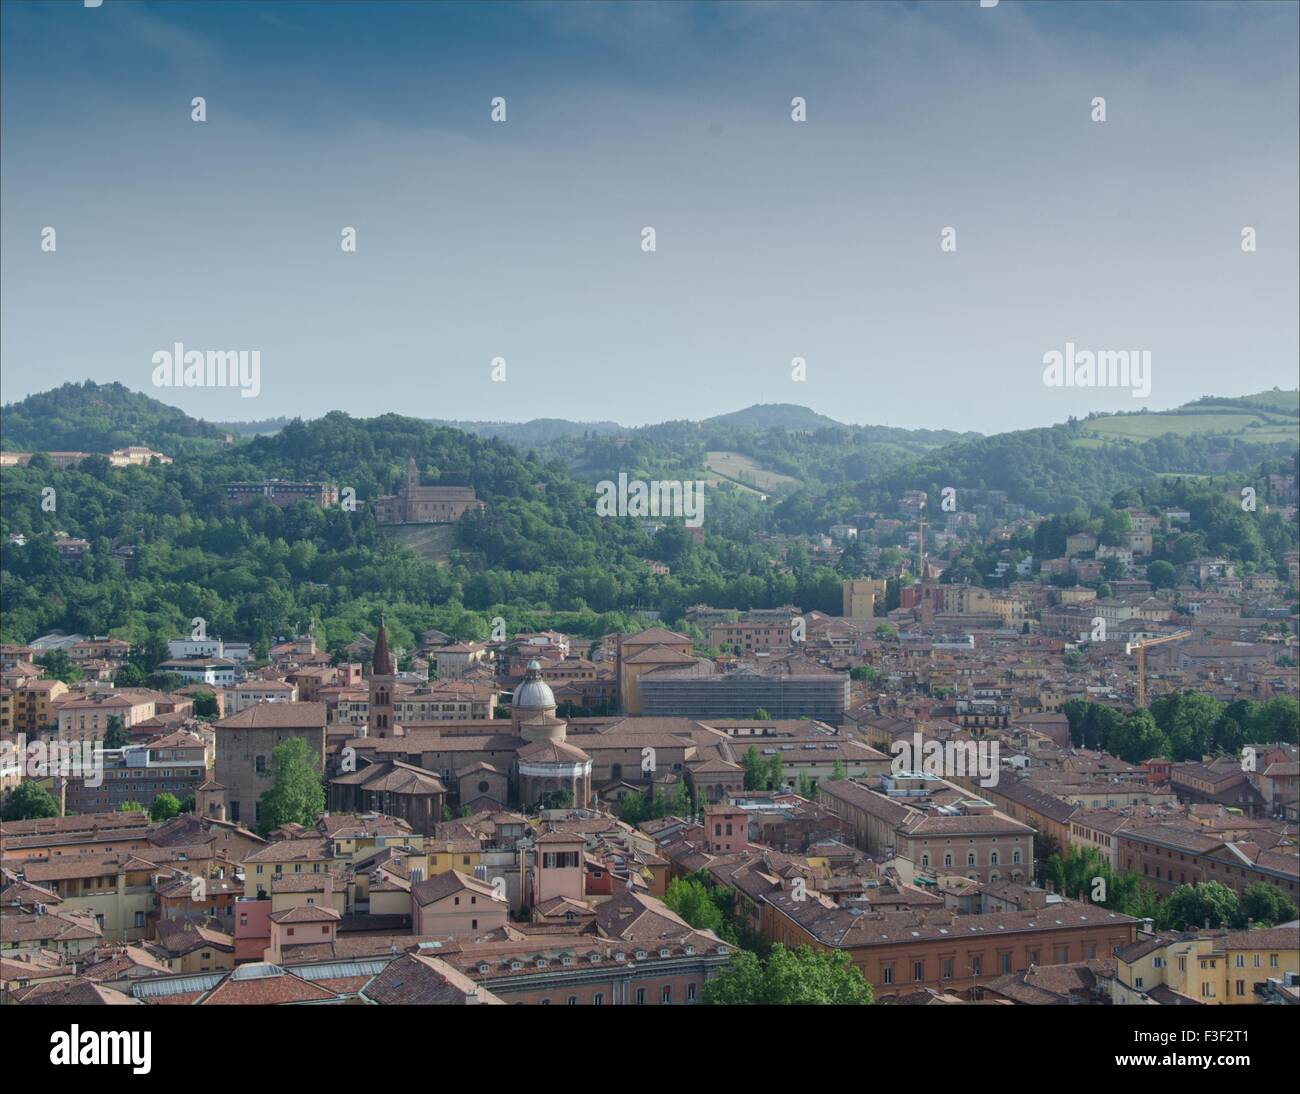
[1125,629,1192,708]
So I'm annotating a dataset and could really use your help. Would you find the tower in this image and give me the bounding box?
[404,457,419,521]
[916,504,928,588]
[369,615,396,738]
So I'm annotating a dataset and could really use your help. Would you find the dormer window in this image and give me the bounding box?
[509,961,522,971]
[536,958,547,968]
[634,950,647,961]
[684,944,695,955]
[659,948,669,958]
[615,952,626,962]
[589,954,600,964]
[478,963,489,974]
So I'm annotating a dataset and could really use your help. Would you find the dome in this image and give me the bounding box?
[513,662,555,713]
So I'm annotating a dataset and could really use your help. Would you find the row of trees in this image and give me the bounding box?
[1063,694,1299,764]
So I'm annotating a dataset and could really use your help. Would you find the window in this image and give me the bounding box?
[913,961,923,982]
[662,986,672,1003]
[1012,850,1021,864]
[567,996,577,1006]
[883,965,894,984]
[989,852,998,866]
[593,993,604,1005]
[966,853,975,866]
[942,958,953,979]
[921,855,930,868]
[1236,980,1245,996]
[134,912,145,928]
[687,983,696,1002]
[944,854,952,867]
[970,956,982,976]
[636,988,646,1006]
[999,953,1010,974]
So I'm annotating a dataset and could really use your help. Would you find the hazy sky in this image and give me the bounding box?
[2,0,1297,431]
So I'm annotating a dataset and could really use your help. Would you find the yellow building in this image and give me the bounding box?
[20,854,157,943]
[842,579,889,619]
[426,839,481,876]
[1114,927,1299,1005]
[7,678,69,735]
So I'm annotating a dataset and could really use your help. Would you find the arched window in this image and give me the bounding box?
[990,852,998,866]
[921,855,930,867]
[967,852,976,866]
[944,853,952,867]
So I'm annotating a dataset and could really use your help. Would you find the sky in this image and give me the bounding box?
[1,0,1297,432]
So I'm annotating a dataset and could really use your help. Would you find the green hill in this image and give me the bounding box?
[1,381,227,454]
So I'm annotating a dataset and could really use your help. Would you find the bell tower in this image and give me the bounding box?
[369,615,396,738]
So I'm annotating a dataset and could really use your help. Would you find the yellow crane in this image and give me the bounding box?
[1125,629,1192,708]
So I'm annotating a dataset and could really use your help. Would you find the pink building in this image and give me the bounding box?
[704,804,748,855]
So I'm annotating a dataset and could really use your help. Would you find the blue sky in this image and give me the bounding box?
[2,0,1297,430]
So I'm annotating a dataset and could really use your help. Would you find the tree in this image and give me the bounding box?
[742,746,766,791]
[1147,559,1177,589]
[1235,882,1298,928]
[752,708,771,721]
[1107,709,1169,764]
[767,752,784,791]
[1,782,60,821]
[35,649,82,684]
[191,691,219,718]
[1159,881,1238,931]
[703,943,873,1005]
[669,779,690,815]
[831,758,846,780]
[256,737,325,836]
[117,800,144,812]
[150,792,181,822]
[664,876,725,934]
[113,662,146,687]
[102,715,129,749]
[534,788,574,812]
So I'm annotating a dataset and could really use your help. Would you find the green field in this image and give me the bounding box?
[1078,410,1298,444]
[385,523,459,563]
[704,450,800,492]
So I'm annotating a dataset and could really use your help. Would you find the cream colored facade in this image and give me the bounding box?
[1114,929,1299,1005]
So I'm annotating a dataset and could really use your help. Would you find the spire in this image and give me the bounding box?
[373,615,391,676]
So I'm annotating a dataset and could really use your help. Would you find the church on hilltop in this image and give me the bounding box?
[371,456,485,525]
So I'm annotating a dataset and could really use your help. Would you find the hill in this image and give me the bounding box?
[0,381,227,454]
[703,404,843,431]
[1075,390,1299,447]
